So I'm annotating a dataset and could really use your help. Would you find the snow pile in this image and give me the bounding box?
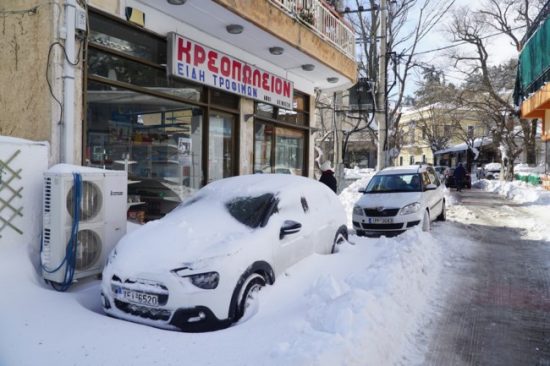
[344,167,375,180]
[476,179,550,205]
[339,174,375,227]
[270,229,442,366]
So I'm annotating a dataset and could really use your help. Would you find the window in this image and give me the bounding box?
[467,125,474,138]
[226,193,277,228]
[409,156,414,165]
[253,93,309,176]
[86,81,204,220]
[89,12,166,64]
[87,48,203,102]
[255,93,309,126]
[254,122,305,176]
[399,156,403,166]
[208,111,236,182]
[87,10,242,222]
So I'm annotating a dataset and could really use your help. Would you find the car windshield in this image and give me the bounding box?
[364,173,422,193]
[225,193,276,228]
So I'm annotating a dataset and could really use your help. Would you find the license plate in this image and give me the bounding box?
[122,289,159,306]
[367,217,393,224]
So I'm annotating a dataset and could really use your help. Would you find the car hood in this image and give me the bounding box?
[110,204,267,274]
[355,192,422,209]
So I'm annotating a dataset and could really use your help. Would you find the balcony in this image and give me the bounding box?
[269,0,355,60]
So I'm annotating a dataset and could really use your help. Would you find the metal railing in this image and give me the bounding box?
[269,0,355,59]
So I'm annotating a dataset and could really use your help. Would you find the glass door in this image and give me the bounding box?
[208,111,236,182]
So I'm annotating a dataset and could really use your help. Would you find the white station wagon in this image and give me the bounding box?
[352,165,446,236]
[101,174,347,332]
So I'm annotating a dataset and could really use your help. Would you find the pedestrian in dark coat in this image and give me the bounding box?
[319,161,337,193]
[453,162,466,192]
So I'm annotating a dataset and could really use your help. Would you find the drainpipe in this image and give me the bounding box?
[62,0,77,164]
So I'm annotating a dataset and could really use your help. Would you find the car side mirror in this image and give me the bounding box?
[280,220,302,239]
[425,183,437,190]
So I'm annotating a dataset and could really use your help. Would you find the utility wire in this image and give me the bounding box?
[413,25,527,56]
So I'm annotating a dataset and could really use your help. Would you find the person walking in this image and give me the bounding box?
[453,162,466,192]
[319,161,337,193]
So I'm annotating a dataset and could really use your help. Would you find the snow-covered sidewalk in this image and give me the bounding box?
[1,175,548,366]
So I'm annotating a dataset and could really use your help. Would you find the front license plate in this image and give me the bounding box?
[367,217,393,224]
[122,289,159,306]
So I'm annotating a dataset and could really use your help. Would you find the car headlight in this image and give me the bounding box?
[353,206,364,216]
[399,202,420,215]
[174,270,220,290]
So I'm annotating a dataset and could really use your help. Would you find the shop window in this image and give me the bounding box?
[253,121,305,176]
[255,92,309,127]
[86,81,203,221]
[89,11,166,64]
[88,48,203,102]
[210,89,239,110]
[208,111,236,182]
[254,123,274,173]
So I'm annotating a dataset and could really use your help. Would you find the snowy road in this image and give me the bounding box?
[424,189,550,365]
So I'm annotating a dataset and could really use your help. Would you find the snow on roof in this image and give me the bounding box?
[434,137,493,155]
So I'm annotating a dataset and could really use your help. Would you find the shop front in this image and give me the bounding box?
[85,9,310,222]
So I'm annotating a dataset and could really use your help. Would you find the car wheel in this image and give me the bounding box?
[422,210,431,232]
[436,200,446,221]
[331,226,348,253]
[235,273,266,322]
[356,230,365,237]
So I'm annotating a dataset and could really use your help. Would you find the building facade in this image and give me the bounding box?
[396,104,497,170]
[0,0,357,221]
[516,3,550,174]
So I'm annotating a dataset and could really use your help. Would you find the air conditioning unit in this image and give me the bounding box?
[41,164,127,290]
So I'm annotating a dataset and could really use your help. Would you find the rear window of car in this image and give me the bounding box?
[226,193,277,228]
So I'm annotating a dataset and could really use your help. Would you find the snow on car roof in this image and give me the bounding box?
[200,174,326,199]
[375,165,422,175]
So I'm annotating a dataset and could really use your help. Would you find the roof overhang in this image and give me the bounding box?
[113,0,357,95]
[520,83,550,120]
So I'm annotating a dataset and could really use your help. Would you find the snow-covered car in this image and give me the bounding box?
[101,174,348,332]
[484,163,501,180]
[352,165,446,237]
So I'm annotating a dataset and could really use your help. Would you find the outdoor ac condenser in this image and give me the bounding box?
[41,165,127,288]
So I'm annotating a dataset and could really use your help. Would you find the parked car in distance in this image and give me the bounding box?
[434,166,450,183]
[352,164,446,237]
[484,163,501,180]
[101,174,348,332]
[444,167,472,189]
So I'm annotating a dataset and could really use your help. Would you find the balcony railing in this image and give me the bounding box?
[269,0,355,60]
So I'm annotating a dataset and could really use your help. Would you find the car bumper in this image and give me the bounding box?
[352,213,421,236]
[101,267,235,332]
[101,291,231,332]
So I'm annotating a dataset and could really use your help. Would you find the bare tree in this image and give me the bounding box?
[447,0,545,179]
[348,0,455,166]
